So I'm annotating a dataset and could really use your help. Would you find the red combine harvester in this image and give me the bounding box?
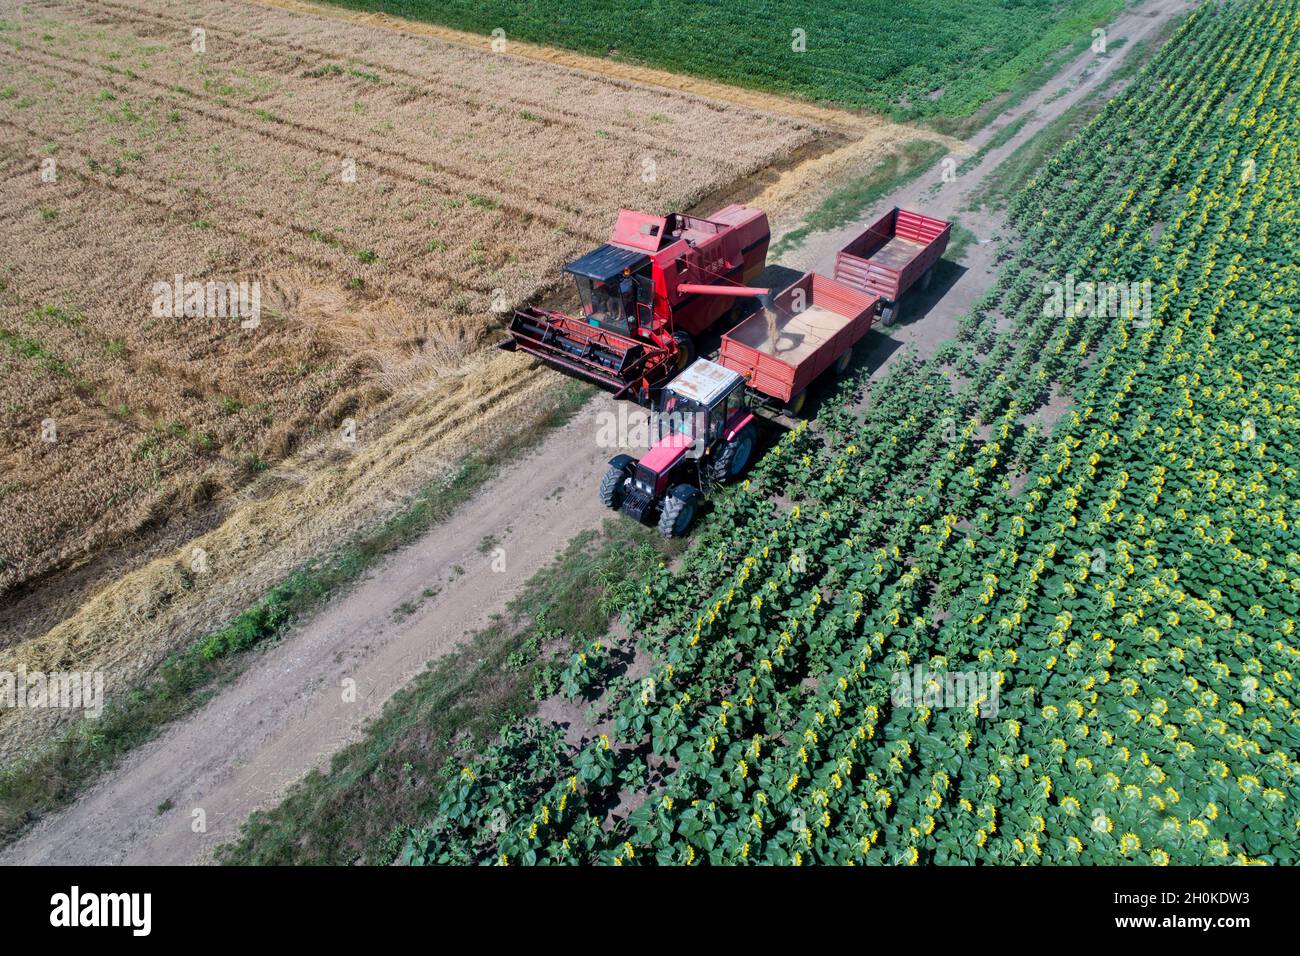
[502,204,952,536]
[502,205,771,402]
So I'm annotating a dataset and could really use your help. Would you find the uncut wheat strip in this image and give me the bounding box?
[20,8,774,236]
[0,159,380,498]
[0,42,601,239]
[0,110,487,330]
[2,104,605,331]
[49,0,806,178]
[0,354,75,460]
[0,348,205,589]
[0,164,343,398]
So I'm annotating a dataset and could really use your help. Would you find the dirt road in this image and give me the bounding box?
[0,0,1192,865]
[4,401,631,864]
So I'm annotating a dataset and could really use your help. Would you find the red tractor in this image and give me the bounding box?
[599,359,757,537]
[502,205,772,402]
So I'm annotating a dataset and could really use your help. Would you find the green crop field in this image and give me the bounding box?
[315,0,1127,118]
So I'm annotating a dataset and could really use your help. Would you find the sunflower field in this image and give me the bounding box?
[403,0,1300,866]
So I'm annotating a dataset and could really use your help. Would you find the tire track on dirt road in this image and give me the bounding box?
[0,0,1192,865]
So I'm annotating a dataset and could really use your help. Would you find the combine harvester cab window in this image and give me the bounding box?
[572,267,653,335]
[564,242,654,336]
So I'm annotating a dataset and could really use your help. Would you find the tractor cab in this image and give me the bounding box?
[599,360,758,538]
[563,244,653,337]
[653,359,748,458]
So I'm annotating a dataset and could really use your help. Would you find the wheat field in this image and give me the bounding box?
[0,0,847,756]
[0,0,821,597]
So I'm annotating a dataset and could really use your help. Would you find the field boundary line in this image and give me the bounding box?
[245,0,966,151]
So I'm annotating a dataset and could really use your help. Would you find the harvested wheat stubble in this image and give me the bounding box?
[0,0,822,757]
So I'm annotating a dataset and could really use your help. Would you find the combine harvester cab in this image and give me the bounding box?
[502,205,770,402]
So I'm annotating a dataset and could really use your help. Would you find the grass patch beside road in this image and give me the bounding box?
[0,377,593,849]
[216,518,676,865]
[943,221,978,265]
[771,139,946,260]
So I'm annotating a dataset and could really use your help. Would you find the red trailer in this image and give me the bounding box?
[718,272,879,415]
[832,207,950,325]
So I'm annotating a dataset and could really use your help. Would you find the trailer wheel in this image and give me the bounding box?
[657,486,699,538]
[710,424,756,482]
[672,332,696,373]
[784,390,808,417]
[833,348,853,376]
[920,265,935,292]
[598,463,630,509]
[880,305,896,328]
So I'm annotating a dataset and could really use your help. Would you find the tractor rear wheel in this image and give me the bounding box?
[710,424,756,482]
[672,332,696,373]
[599,464,630,509]
[657,486,698,538]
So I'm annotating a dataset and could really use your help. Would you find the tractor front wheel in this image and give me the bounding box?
[599,463,630,509]
[710,424,756,482]
[657,486,699,538]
